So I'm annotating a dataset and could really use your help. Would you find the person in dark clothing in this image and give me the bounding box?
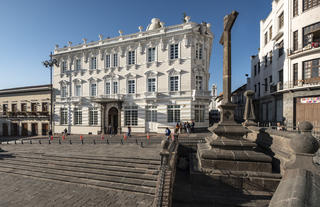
[165,127,171,139]
[127,126,131,137]
[191,120,195,133]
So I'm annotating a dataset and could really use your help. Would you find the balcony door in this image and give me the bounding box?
[145,106,157,132]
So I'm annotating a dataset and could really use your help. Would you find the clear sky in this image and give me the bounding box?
[0,0,272,93]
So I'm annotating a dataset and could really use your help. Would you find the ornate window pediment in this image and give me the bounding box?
[144,70,158,77]
[103,72,121,80]
[125,72,137,79]
[59,80,69,85]
[88,77,101,83]
[166,68,181,76]
[72,78,86,84]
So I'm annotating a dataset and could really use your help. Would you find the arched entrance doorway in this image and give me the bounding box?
[107,107,118,134]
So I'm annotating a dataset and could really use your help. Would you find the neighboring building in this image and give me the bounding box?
[231,84,247,123]
[52,17,213,134]
[248,0,320,127]
[0,85,51,137]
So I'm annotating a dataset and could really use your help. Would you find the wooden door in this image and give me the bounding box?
[31,123,38,136]
[2,123,8,136]
[42,123,48,135]
[22,123,28,136]
[296,97,320,127]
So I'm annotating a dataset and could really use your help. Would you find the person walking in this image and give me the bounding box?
[175,122,180,134]
[179,122,183,134]
[191,120,195,133]
[165,127,171,139]
[186,122,191,135]
[127,126,131,138]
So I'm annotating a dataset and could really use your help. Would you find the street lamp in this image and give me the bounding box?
[43,52,58,136]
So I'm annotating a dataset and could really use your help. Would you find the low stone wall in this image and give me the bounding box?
[246,126,296,174]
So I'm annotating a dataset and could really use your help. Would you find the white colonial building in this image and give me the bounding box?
[248,0,320,127]
[52,17,213,134]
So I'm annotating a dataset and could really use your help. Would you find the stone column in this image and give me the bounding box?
[101,104,105,134]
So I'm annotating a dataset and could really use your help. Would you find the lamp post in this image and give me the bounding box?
[43,52,58,135]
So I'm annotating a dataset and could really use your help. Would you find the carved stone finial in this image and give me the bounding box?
[207,23,211,29]
[99,34,103,41]
[243,90,257,126]
[160,22,165,28]
[118,30,123,36]
[55,44,59,49]
[290,121,319,154]
[82,38,87,44]
[184,16,191,23]
[68,41,72,47]
[138,26,143,32]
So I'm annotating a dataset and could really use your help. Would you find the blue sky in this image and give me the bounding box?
[0,0,272,93]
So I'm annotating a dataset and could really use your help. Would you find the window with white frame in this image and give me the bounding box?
[195,105,205,122]
[113,53,118,67]
[113,81,118,94]
[196,43,203,59]
[90,83,97,96]
[62,61,67,73]
[74,108,82,125]
[75,85,81,96]
[167,105,180,123]
[169,76,179,91]
[105,54,111,68]
[128,51,135,65]
[196,76,203,90]
[90,57,97,69]
[60,108,68,125]
[146,106,157,122]
[124,106,138,126]
[170,44,179,60]
[105,82,111,94]
[61,85,67,98]
[75,59,81,70]
[148,47,156,62]
[147,78,156,92]
[89,108,98,125]
[128,80,135,94]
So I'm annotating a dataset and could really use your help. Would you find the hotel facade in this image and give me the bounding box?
[52,17,213,134]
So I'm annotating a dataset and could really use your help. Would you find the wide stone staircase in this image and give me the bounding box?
[0,152,160,196]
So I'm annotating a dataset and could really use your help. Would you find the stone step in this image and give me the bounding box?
[13,154,160,170]
[0,163,156,195]
[1,159,158,181]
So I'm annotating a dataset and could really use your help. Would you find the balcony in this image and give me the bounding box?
[275,78,320,92]
[0,111,49,118]
[144,92,158,99]
[192,90,211,101]
[288,42,320,58]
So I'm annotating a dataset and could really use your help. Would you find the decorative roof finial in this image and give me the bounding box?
[68,41,72,47]
[185,16,191,23]
[138,26,143,32]
[99,34,103,41]
[118,30,123,36]
[82,38,87,44]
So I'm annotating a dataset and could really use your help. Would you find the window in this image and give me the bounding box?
[128,80,135,94]
[147,78,156,92]
[106,82,111,94]
[124,106,138,126]
[61,86,67,98]
[75,85,81,97]
[303,0,320,11]
[90,83,97,96]
[11,104,17,112]
[269,51,273,64]
[148,47,156,62]
[196,76,203,90]
[264,32,268,45]
[278,41,284,57]
[254,65,257,76]
[113,82,118,94]
[293,30,298,51]
[113,54,118,67]
[264,55,268,67]
[89,108,98,125]
[303,58,320,79]
[279,70,283,83]
[90,57,97,69]
[278,12,284,29]
[293,0,298,17]
[105,54,111,68]
[293,63,298,86]
[146,106,157,122]
[169,76,179,91]
[258,61,261,73]
[269,26,273,40]
[254,84,257,93]
[3,104,8,114]
[60,108,68,125]
[269,75,273,83]
[303,22,320,47]
[21,103,27,112]
[167,105,180,123]
[74,108,82,125]
[196,43,203,59]
[75,59,81,70]
[195,105,205,122]
[42,103,48,112]
[62,61,67,73]
[128,51,135,65]
[258,83,260,97]
[264,78,268,92]
[31,103,37,112]
[170,44,179,60]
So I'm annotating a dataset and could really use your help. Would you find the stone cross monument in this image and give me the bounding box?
[213,11,249,139]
